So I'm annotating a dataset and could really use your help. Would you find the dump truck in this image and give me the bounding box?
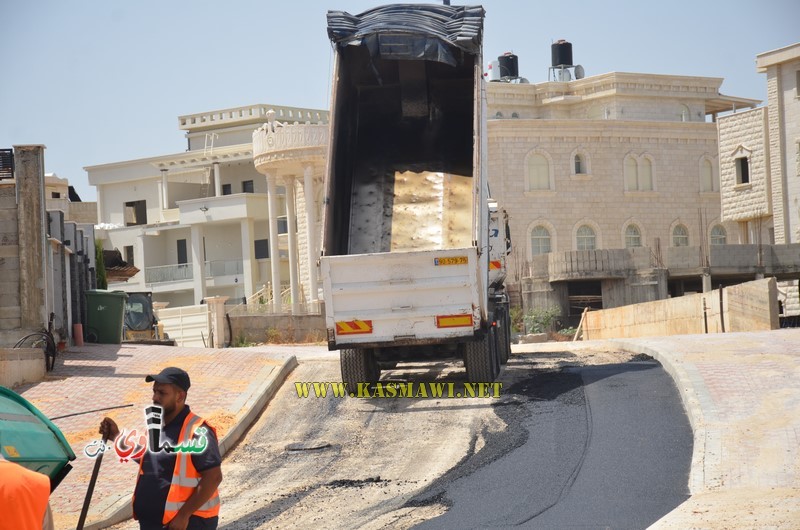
[321,4,512,387]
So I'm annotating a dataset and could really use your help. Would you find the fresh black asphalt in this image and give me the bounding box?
[412,358,693,529]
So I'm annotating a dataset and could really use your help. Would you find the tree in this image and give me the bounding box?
[95,240,107,289]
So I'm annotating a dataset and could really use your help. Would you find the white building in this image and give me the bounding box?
[87,104,328,311]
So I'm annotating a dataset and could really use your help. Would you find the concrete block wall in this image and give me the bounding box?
[583,278,778,339]
[0,212,19,303]
[0,184,22,346]
[229,313,325,344]
[666,245,704,269]
[0,348,44,388]
[725,278,779,331]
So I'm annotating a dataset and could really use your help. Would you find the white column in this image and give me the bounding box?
[284,177,301,314]
[203,296,229,348]
[96,184,104,224]
[240,218,256,300]
[136,232,146,289]
[266,171,282,312]
[161,169,169,209]
[190,224,207,304]
[213,162,222,197]
[303,164,319,309]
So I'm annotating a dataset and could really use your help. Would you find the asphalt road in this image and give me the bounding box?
[108,348,694,529]
[413,356,693,529]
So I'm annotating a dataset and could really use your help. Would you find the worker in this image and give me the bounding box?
[0,454,54,530]
[100,367,223,530]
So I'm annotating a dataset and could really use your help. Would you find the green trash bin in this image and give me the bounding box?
[0,386,76,491]
[85,289,129,344]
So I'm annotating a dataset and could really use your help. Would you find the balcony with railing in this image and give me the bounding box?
[179,104,328,132]
[178,193,268,225]
[145,259,245,285]
[146,263,193,284]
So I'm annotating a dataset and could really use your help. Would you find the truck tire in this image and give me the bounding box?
[463,330,499,382]
[340,348,380,394]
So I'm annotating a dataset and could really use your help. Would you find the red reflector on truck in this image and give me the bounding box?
[436,314,474,328]
[335,320,373,335]
[489,260,502,270]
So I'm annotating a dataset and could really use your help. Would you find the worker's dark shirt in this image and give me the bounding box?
[133,405,221,529]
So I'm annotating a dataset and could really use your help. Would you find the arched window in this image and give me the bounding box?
[672,225,689,247]
[576,225,596,250]
[640,158,653,190]
[527,154,550,190]
[574,154,585,174]
[495,111,503,118]
[711,225,727,245]
[625,157,638,191]
[530,226,551,255]
[700,159,715,192]
[625,225,642,248]
[625,156,654,191]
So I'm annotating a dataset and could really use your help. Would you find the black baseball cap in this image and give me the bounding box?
[145,367,190,392]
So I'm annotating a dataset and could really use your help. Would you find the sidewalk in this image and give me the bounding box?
[14,342,299,530]
[608,330,800,529]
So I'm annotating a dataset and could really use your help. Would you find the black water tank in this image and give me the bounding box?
[551,40,573,67]
[497,52,518,78]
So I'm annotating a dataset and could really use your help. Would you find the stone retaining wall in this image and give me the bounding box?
[583,278,778,339]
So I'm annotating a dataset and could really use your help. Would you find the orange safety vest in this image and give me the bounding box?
[0,459,50,530]
[134,411,220,524]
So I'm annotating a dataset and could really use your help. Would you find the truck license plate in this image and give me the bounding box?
[434,256,468,266]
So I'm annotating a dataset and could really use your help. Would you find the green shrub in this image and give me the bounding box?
[95,240,107,289]
[509,306,524,333]
[233,334,254,347]
[558,327,577,337]
[523,307,561,334]
[265,327,284,343]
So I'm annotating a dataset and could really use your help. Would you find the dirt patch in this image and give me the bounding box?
[65,427,101,446]
[205,411,237,438]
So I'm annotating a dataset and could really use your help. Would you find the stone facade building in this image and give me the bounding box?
[718,42,800,315]
[486,73,760,321]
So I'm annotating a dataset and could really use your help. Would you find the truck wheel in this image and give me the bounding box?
[463,331,499,382]
[341,348,380,393]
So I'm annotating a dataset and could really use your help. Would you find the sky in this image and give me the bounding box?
[1,0,797,202]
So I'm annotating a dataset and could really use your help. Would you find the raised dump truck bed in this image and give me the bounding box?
[321,4,509,387]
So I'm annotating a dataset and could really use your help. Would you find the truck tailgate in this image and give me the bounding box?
[321,248,480,347]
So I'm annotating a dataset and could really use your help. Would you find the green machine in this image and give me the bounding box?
[0,386,76,491]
